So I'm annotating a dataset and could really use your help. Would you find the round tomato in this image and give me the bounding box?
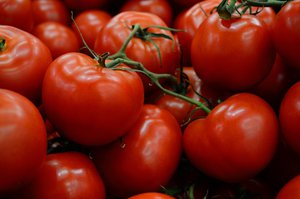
[31,0,71,26]
[93,11,181,93]
[0,89,47,196]
[42,52,144,146]
[279,81,300,155]
[120,0,173,26]
[183,93,279,182]
[272,0,300,69]
[0,25,53,104]
[128,192,175,199]
[92,104,182,198]
[9,152,106,199]
[33,21,80,59]
[276,175,300,199]
[191,12,276,91]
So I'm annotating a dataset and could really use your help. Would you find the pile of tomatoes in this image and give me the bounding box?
[1,0,300,198]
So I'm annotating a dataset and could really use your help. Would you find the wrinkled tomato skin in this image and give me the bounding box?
[276,175,300,199]
[9,152,106,199]
[31,0,71,26]
[183,93,279,183]
[94,11,181,93]
[42,52,144,146]
[272,0,300,69]
[0,25,53,104]
[33,21,80,59]
[92,104,182,198]
[279,81,300,155]
[128,192,175,199]
[0,89,47,196]
[191,13,276,91]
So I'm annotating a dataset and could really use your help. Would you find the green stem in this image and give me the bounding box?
[245,0,288,7]
[0,38,6,52]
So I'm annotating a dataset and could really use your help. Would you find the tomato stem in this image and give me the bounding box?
[0,38,6,52]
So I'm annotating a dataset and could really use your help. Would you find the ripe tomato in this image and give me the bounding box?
[191,13,276,91]
[183,93,279,182]
[33,21,80,59]
[42,52,144,146]
[173,0,220,66]
[279,81,300,155]
[120,0,173,26]
[128,192,175,199]
[276,175,300,199]
[9,152,106,199]
[31,0,71,26]
[0,89,47,196]
[92,104,182,198]
[0,25,53,104]
[272,0,300,69]
[93,11,181,93]
[72,9,112,49]
[0,0,34,32]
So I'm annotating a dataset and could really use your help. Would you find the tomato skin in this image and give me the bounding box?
[0,0,34,32]
[42,52,144,146]
[272,0,300,69]
[31,0,71,26]
[128,192,175,199]
[0,25,53,104]
[10,152,106,199]
[92,104,182,198]
[276,175,300,199]
[183,93,279,183]
[191,13,276,91]
[120,0,173,26]
[33,21,80,59]
[72,9,111,49]
[0,89,47,195]
[279,81,300,155]
[173,0,220,66]
[94,11,181,92]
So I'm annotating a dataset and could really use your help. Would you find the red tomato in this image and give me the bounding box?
[63,0,108,12]
[191,13,276,91]
[0,0,34,32]
[0,89,47,196]
[10,152,106,199]
[279,81,300,155]
[272,0,300,69]
[33,21,80,59]
[173,0,220,66]
[276,175,300,199]
[120,0,173,26]
[72,9,111,49]
[0,25,53,104]
[128,192,175,199]
[183,93,279,182]
[31,0,71,26]
[42,52,144,146]
[92,104,182,198]
[93,11,181,93]
[248,7,276,32]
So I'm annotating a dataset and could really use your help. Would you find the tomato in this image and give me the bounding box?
[279,81,300,155]
[9,152,106,199]
[31,0,71,26]
[92,104,182,198]
[120,0,173,26]
[128,192,175,199]
[247,7,276,32]
[33,21,80,59]
[276,175,300,199]
[183,93,279,183]
[0,89,47,196]
[272,0,300,69]
[0,25,52,104]
[42,52,144,146]
[173,0,220,66]
[63,0,108,12]
[191,13,276,91]
[0,0,34,32]
[93,11,181,93]
[72,9,111,49]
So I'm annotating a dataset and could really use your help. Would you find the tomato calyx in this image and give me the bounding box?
[0,38,6,52]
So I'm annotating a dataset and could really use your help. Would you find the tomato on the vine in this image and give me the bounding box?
[128,192,175,199]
